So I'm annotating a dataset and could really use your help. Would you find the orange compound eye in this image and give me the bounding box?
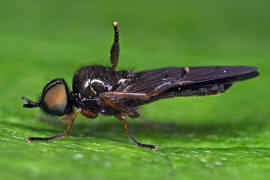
[40,78,73,116]
[44,84,67,114]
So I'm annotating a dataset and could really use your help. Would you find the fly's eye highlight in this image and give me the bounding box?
[40,79,72,116]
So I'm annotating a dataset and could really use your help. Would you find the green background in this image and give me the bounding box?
[0,0,269,179]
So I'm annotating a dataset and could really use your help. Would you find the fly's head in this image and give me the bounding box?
[22,78,73,116]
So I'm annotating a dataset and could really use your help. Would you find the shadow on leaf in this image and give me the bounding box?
[2,117,268,143]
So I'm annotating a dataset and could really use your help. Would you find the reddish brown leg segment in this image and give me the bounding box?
[81,109,97,118]
[63,109,81,136]
[101,92,143,118]
[26,108,82,142]
[117,114,158,150]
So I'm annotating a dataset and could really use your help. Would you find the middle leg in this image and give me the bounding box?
[100,92,143,118]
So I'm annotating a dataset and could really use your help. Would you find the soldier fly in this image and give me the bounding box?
[22,22,259,150]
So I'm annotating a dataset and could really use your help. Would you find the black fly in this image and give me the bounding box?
[22,22,259,150]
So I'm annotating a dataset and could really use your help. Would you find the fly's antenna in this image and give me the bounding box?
[110,21,119,70]
[21,96,40,108]
[112,21,119,43]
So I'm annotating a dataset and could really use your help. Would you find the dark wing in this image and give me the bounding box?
[116,66,259,94]
[177,66,258,86]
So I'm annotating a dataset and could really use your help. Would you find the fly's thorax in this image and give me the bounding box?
[72,65,118,98]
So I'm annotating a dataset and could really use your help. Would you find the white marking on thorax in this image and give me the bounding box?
[91,79,104,85]
[118,78,128,84]
[91,79,113,90]
[84,79,91,88]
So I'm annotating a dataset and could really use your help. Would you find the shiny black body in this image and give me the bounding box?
[70,65,259,118]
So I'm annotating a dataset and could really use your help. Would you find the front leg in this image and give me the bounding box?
[81,109,98,118]
[26,108,82,142]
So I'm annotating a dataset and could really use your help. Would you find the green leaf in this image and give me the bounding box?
[0,0,269,180]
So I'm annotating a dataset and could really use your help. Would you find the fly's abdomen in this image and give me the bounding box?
[177,83,232,97]
[146,83,233,103]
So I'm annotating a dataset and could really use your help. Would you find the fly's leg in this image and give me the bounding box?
[101,92,147,98]
[117,114,158,150]
[100,92,144,118]
[26,108,82,142]
[110,21,119,70]
[100,91,164,118]
[81,109,98,118]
